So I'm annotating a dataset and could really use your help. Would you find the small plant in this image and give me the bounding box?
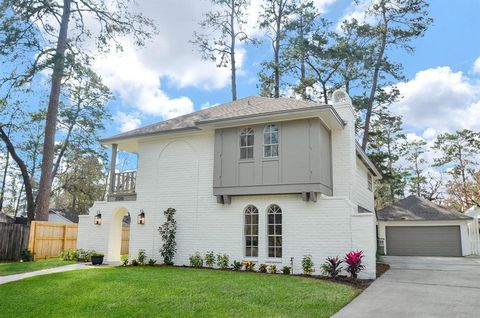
[20,249,33,262]
[60,249,77,261]
[138,249,146,265]
[76,249,95,262]
[302,255,314,275]
[148,259,157,266]
[243,261,255,271]
[131,259,139,266]
[345,250,365,279]
[258,263,268,273]
[189,252,204,268]
[321,256,343,278]
[268,265,277,274]
[216,253,229,269]
[232,260,243,271]
[121,255,129,266]
[281,266,291,275]
[205,251,215,268]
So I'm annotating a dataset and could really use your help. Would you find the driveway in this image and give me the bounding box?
[334,256,480,318]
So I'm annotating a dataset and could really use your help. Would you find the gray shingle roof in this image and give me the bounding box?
[377,195,472,221]
[101,96,328,142]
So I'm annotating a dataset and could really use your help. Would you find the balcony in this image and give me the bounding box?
[108,171,137,201]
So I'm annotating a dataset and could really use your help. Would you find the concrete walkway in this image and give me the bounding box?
[0,263,93,285]
[334,256,480,318]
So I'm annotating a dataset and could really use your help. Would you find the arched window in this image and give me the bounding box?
[263,124,279,157]
[244,205,259,257]
[240,127,254,160]
[267,204,282,258]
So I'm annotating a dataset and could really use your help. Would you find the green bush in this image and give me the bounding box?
[92,253,104,257]
[281,266,291,275]
[189,252,203,268]
[258,263,268,273]
[76,249,95,262]
[60,249,77,261]
[205,251,215,268]
[148,259,157,266]
[131,259,139,266]
[268,265,277,274]
[138,249,146,265]
[121,255,129,266]
[231,260,242,271]
[243,261,255,271]
[216,253,229,269]
[302,255,314,275]
[20,249,33,262]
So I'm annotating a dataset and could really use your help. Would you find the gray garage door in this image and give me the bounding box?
[386,226,462,257]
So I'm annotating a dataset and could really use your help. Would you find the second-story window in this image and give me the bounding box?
[263,124,279,158]
[367,173,373,191]
[240,127,254,160]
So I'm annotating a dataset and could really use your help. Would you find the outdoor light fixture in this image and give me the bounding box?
[94,211,102,225]
[137,210,145,225]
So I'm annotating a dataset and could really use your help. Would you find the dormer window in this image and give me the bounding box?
[263,124,279,158]
[240,127,254,160]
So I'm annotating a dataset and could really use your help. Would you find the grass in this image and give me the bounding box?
[0,266,359,318]
[0,258,75,276]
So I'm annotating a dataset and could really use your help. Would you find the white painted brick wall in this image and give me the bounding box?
[355,158,375,212]
[77,96,377,279]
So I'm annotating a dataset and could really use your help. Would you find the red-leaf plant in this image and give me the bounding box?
[344,250,365,279]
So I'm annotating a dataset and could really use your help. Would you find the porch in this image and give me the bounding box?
[107,143,137,202]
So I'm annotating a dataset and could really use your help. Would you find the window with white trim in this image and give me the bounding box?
[367,173,373,191]
[267,204,282,258]
[244,205,259,257]
[240,127,254,160]
[263,124,279,157]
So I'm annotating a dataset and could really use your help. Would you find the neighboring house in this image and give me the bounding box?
[377,195,473,257]
[0,212,15,224]
[77,90,381,279]
[48,210,75,224]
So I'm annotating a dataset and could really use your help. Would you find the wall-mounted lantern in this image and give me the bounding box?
[94,211,102,225]
[137,210,145,225]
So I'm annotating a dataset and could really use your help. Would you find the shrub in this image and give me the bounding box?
[302,255,314,275]
[216,253,229,269]
[148,259,157,266]
[76,249,95,262]
[268,265,277,274]
[243,261,255,271]
[205,251,215,268]
[258,263,268,273]
[138,249,146,265]
[281,266,291,275]
[345,250,365,279]
[92,253,104,257]
[321,256,343,278]
[121,255,129,266]
[232,260,242,271]
[189,252,204,268]
[20,249,33,262]
[158,208,177,265]
[131,259,139,266]
[60,249,77,261]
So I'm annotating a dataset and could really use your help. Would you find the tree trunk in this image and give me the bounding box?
[361,7,388,150]
[0,126,35,222]
[34,0,72,221]
[230,0,237,101]
[0,150,10,211]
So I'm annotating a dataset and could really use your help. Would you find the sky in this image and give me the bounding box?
[92,0,480,156]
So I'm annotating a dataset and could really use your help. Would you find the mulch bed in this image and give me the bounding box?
[376,262,390,278]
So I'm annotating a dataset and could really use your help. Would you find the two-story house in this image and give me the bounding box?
[77,89,381,278]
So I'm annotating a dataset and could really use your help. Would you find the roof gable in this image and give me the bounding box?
[377,195,472,221]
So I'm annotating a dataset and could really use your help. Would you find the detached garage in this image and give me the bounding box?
[377,196,473,257]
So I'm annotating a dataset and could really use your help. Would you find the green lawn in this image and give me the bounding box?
[0,266,359,318]
[0,258,75,276]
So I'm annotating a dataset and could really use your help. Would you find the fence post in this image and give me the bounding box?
[28,221,37,260]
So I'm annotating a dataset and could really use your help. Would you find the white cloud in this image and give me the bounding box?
[391,66,480,135]
[200,102,219,110]
[473,57,480,73]
[115,112,142,132]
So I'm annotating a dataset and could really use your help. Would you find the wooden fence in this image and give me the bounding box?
[0,223,30,261]
[28,221,78,260]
